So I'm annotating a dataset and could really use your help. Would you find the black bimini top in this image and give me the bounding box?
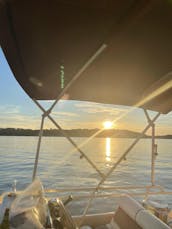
[0,0,172,113]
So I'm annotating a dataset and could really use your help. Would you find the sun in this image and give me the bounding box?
[103,121,114,129]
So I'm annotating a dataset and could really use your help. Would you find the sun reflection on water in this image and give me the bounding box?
[106,137,111,162]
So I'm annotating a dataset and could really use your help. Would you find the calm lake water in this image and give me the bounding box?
[0,136,172,214]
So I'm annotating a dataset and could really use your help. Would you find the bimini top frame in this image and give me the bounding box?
[28,25,172,225]
[32,87,172,226]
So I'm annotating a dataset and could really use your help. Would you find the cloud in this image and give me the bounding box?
[52,111,79,118]
[157,112,172,124]
[70,121,98,129]
[0,104,80,129]
[74,101,129,116]
[0,104,20,114]
[0,114,41,129]
[0,104,41,128]
[0,115,39,129]
[51,120,98,129]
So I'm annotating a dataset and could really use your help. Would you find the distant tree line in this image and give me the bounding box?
[0,128,150,138]
[0,128,171,138]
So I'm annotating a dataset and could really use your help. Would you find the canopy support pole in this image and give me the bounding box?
[32,114,45,181]
[151,122,156,185]
[144,109,158,186]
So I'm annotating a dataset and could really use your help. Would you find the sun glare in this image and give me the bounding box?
[103,121,113,129]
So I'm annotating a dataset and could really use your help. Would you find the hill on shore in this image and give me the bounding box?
[0,128,171,138]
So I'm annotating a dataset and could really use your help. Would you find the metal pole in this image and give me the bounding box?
[151,123,155,185]
[143,109,157,186]
[62,191,172,201]
[32,115,45,181]
[45,185,164,193]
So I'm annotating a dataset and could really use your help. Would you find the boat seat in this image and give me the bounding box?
[111,195,170,229]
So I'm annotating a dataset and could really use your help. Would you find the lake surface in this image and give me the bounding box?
[0,136,172,214]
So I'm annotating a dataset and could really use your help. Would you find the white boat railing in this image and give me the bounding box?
[45,185,172,200]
